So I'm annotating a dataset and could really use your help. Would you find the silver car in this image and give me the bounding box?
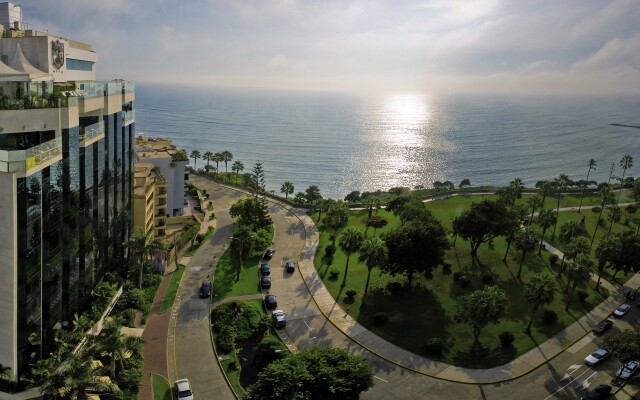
[175,378,194,400]
[584,349,609,367]
[616,360,640,380]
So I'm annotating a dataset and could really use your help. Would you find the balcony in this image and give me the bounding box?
[0,137,62,173]
[79,121,105,146]
[123,110,135,126]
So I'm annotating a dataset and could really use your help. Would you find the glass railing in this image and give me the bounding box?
[25,137,62,170]
[123,110,135,125]
[106,81,123,96]
[80,121,104,143]
[79,82,105,99]
[123,82,135,94]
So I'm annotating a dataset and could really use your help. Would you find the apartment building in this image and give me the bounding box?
[133,162,167,239]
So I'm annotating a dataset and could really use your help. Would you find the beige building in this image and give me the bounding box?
[133,163,167,239]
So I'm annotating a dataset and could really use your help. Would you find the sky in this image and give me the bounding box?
[21,0,640,94]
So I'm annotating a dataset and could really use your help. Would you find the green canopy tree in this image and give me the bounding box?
[339,227,365,287]
[455,286,509,350]
[305,185,322,210]
[604,330,640,363]
[595,234,620,287]
[524,272,557,334]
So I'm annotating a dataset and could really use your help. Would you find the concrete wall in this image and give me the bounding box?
[0,173,17,379]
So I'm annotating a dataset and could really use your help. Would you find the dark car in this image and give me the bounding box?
[272,310,287,328]
[264,294,277,309]
[591,319,613,335]
[580,384,611,400]
[259,262,271,276]
[260,275,272,289]
[263,248,275,260]
[285,260,296,273]
[616,360,640,380]
[199,280,212,298]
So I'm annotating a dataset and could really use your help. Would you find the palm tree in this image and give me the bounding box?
[203,151,214,171]
[190,150,201,170]
[536,180,554,207]
[558,236,589,277]
[536,208,557,255]
[590,185,615,249]
[527,195,543,221]
[618,154,633,202]
[232,160,244,183]
[606,205,622,234]
[503,205,528,262]
[88,320,144,378]
[280,181,295,200]
[564,253,593,310]
[514,226,539,280]
[595,234,620,287]
[551,174,570,238]
[213,152,223,175]
[339,226,365,287]
[524,272,557,334]
[578,159,596,213]
[358,237,388,297]
[221,150,233,178]
[325,200,349,248]
[559,220,583,244]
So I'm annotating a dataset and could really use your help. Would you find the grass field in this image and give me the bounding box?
[151,373,171,400]
[160,264,185,313]
[312,193,619,368]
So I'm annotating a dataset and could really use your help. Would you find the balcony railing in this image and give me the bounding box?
[123,110,135,125]
[79,121,105,144]
[0,137,62,173]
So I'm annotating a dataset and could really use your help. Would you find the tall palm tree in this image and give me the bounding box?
[190,150,201,170]
[339,226,365,287]
[607,205,622,233]
[221,150,233,178]
[358,237,388,297]
[564,253,593,310]
[231,160,244,183]
[524,272,557,334]
[514,226,539,280]
[324,200,349,248]
[558,237,589,277]
[618,154,633,202]
[203,151,214,171]
[578,159,596,213]
[536,180,554,207]
[280,181,295,200]
[595,234,620,287]
[527,195,543,221]
[590,185,616,249]
[88,320,143,378]
[551,174,570,238]
[503,205,528,262]
[536,208,557,255]
[559,220,583,244]
[213,152,223,175]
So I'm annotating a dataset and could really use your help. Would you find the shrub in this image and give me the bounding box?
[482,274,494,284]
[346,289,357,298]
[325,244,335,256]
[577,290,589,302]
[424,338,445,355]
[591,206,601,213]
[549,254,559,265]
[217,325,237,353]
[329,269,340,279]
[541,310,558,325]
[458,276,471,288]
[453,271,464,281]
[387,281,402,293]
[499,331,515,347]
[374,312,388,325]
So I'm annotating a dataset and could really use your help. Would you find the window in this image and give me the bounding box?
[66,58,93,71]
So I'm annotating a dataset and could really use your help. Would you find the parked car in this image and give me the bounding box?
[260,275,272,289]
[174,378,194,400]
[264,294,278,309]
[616,360,640,380]
[285,260,296,273]
[580,384,611,400]
[199,280,212,298]
[263,248,275,260]
[259,262,271,277]
[613,303,631,317]
[591,319,613,335]
[272,310,287,328]
[584,349,610,366]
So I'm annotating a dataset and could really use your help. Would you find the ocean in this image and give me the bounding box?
[134,84,640,199]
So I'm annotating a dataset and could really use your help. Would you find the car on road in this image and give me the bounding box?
[591,319,613,335]
[285,260,296,273]
[260,275,272,289]
[174,378,194,400]
[272,309,287,328]
[199,280,212,298]
[264,294,277,309]
[616,360,640,380]
[613,303,631,317]
[259,262,271,276]
[579,384,611,400]
[263,248,275,260]
[584,349,610,366]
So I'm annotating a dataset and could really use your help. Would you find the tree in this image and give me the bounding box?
[127,234,162,289]
[558,236,590,277]
[498,177,524,207]
[364,196,383,219]
[280,181,295,200]
[190,149,201,170]
[551,174,570,238]
[339,227,365,287]
[213,152,223,174]
[87,319,143,378]
[229,226,260,281]
[293,191,307,205]
[502,205,528,262]
[459,178,471,189]
[455,286,509,350]
[595,234,620,287]
[305,185,322,209]
[324,200,350,248]
[611,231,640,279]
[607,205,622,233]
[381,219,450,288]
[221,150,233,178]
[527,195,543,221]
[366,216,388,237]
[251,161,267,194]
[604,330,640,363]
[231,160,244,182]
[344,191,361,203]
[358,237,388,297]
[253,337,288,370]
[536,208,556,255]
[229,197,272,231]
[618,154,634,202]
[452,200,511,263]
[559,220,584,244]
[578,159,597,213]
[524,272,557,334]
[564,253,593,310]
[245,347,373,400]
[203,151,214,170]
[535,180,554,207]
[514,226,539,280]
[590,185,615,249]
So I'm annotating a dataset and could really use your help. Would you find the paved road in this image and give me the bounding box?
[175,175,640,400]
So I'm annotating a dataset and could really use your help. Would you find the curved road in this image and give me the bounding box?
[170,175,639,400]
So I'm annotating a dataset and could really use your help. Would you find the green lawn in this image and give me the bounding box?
[212,248,263,302]
[312,194,613,368]
[151,373,171,400]
[185,226,215,257]
[160,264,185,313]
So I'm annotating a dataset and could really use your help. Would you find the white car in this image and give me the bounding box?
[175,378,194,400]
[616,360,640,380]
[584,349,610,366]
[613,303,631,318]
